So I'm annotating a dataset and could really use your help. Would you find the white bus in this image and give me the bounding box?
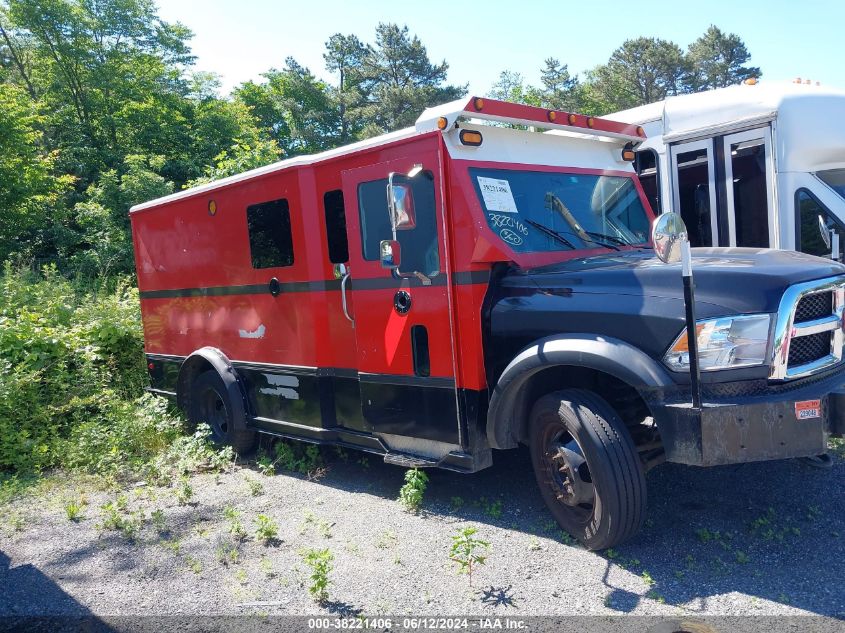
[612,81,845,259]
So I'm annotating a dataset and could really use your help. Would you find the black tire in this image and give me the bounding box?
[529,389,646,550]
[189,370,255,454]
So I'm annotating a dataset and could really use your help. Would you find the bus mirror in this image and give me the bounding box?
[380,240,401,269]
[387,182,416,231]
[818,215,832,250]
[652,212,687,264]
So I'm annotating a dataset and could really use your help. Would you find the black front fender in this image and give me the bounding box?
[486,334,676,449]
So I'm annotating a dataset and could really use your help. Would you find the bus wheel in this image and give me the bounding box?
[189,370,255,454]
[529,389,645,550]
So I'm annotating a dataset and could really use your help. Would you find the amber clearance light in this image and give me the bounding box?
[437,116,449,130]
[459,129,483,147]
[473,97,484,111]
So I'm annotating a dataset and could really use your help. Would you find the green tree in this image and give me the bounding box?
[539,57,580,111]
[356,23,466,135]
[4,0,195,180]
[323,33,369,144]
[235,57,337,156]
[58,154,173,277]
[685,25,761,91]
[588,37,688,112]
[0,84,71,262]
[488,70,542,106]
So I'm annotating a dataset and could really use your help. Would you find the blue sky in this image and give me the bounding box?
[157,0,845,96]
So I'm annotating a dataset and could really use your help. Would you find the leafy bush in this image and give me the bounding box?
[0,265,189,477]
[273,439,321,474]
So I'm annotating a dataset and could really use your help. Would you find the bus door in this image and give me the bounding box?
[669,139,719,246]
[722,127,776,248]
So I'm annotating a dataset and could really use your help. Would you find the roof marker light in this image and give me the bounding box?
[437,116,448,130]
[568,113,577,125]
[547,110,557,122]
[473,97,484,111]
[636,126,645,137]
[587,117,595,128]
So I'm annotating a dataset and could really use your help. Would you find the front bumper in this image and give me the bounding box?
[650,371,845,466]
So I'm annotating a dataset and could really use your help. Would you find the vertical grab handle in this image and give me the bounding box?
[339,264,354,326]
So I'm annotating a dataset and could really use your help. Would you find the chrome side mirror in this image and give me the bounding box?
[379,240,401,269]
[387,178,417,231]
[652,212,688,264]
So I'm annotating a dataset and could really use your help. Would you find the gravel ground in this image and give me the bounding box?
[1,441,844,620]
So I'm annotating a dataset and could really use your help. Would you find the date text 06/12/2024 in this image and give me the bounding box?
[307,618,527,630]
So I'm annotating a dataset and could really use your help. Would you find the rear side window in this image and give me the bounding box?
[246,198,294,269]
[323,190,349,263]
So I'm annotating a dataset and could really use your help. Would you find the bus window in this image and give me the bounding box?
[634,149,660,214]
[796,189,844,260]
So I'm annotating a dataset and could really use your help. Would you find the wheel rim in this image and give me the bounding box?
[198,388,229,439]
[541,423,595,520]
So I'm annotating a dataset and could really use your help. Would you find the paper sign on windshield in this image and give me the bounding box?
[477,177,518,213]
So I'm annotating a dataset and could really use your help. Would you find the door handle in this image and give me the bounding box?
[339,264,354,326]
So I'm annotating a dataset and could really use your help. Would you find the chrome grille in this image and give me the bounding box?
[794,292,833,323]
[787,332,830,366]
[770,277,845,381]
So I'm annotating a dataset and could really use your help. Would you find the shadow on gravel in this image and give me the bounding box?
[0,548,113,630]
[309,446,845,617]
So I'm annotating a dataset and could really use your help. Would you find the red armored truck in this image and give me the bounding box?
[132,97,845,549]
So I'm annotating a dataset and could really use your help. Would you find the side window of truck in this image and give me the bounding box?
[246,198,294,269]
[323,190,349,264]
[357,172,439,276]
[796,189,845,260]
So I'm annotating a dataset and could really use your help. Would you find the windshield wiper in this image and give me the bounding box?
[525,219,575,249]
[528,220,621,251]
[579,230,622,250]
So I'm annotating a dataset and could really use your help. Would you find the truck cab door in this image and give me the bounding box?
[339,150,461,450]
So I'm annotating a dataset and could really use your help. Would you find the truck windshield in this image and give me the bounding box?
[818,169,845,202]
[469,167,650,254]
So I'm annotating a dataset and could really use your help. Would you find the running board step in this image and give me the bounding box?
[383,452,439,468]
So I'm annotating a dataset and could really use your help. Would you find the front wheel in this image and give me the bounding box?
[189,370,256,454]
[529,389,646,550]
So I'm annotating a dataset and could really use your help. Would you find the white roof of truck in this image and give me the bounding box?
[131,96,638,213]
[611,81,845,172]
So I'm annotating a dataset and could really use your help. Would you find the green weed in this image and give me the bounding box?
[254,514,279,544]
[449,526,490,587]
[398,468,428,512]
[302,548,334,604]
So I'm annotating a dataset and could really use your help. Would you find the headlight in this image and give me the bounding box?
[664,314,772,372]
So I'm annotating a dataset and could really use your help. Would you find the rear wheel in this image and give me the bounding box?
[189,370,255,454]
[529,389,646,550]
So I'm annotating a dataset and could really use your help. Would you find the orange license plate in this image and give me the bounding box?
[795,399,822,420]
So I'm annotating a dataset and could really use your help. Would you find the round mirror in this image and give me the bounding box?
[651,212,688,264]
